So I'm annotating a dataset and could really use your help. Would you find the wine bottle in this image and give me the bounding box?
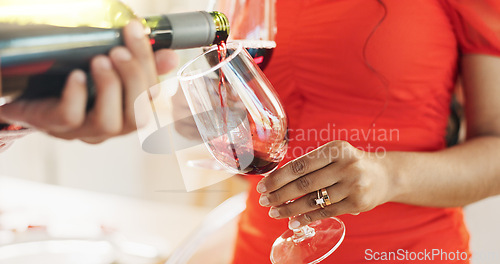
[0,0,230,105]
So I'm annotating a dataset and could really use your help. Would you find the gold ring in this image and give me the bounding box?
[315,188,332,209]
[321,188,332,206]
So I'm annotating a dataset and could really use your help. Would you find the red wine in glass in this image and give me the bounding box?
[247,47,274,70]
[217,41,243,171]
[214,41,281,175]
[209,146,280,175]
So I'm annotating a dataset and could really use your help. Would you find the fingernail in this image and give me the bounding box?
[259,195,270,206]
[96,56,112,70]
[256,182,267,193]
[289,220,300,229]
[70,70,87,84]
[129,20,146,39]
[113,47,132,62]
[269,208,280,218]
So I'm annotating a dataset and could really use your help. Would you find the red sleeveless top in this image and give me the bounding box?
[232,0,500,263]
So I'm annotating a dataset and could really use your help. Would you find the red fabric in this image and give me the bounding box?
[232,0,500,263]
[445,0,500,55]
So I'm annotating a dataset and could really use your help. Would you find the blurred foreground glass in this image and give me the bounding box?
[177,42,345,263]
[207,0,276,70]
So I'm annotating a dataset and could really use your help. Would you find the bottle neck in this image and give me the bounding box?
[144,11,229,50]
[210,11,230,45]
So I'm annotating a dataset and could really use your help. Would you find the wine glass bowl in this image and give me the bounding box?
[177,42,287,175]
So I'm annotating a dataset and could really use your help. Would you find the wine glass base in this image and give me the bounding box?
[270,218,345,264]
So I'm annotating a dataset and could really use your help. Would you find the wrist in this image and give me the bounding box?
[381,151,409,203]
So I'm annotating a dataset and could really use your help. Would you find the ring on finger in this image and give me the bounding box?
[315,188,332,209]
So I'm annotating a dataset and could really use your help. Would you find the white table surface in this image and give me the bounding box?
[0,176,212,263]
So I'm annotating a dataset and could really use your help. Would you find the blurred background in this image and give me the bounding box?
[0,0,499,263]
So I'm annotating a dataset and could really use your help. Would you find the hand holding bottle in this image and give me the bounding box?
[0,20,179,144]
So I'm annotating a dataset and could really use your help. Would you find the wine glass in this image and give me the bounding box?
[207,0,276,70]
[184,0,277,170]
[177,42,345,264]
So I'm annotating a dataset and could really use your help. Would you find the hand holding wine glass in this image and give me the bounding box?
[256,140,392,225]
[178,42,345,264]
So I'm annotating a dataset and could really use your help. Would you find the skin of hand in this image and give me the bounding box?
[256,141,392,229]
[256,54,500,230]
[0,20,178,144]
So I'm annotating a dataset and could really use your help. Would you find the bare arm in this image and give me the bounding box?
[389,54,500,207]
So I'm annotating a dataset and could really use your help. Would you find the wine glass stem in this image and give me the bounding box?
[290,217,316,243]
